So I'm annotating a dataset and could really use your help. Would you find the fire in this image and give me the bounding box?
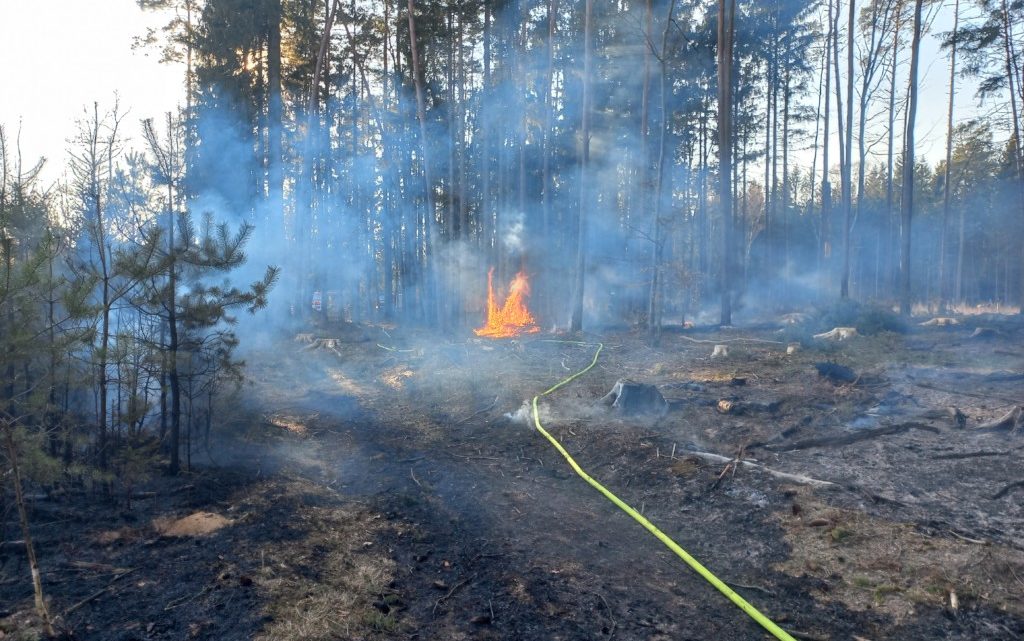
[474,268,540,338]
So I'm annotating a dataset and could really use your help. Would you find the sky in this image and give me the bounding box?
[0,0,990,188]
[0,0,185,184]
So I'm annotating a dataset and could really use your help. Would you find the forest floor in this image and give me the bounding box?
[3,311,1024,640]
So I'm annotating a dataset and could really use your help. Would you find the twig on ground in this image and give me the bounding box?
[713,456,738,490]
[596,592,617,640]
[725,580,775,596]
[788,630,829,641]
[931,450,1008,460]
[433,574,474,615]
[911,381,1023,407]
[447,452,502,462]
[164,584,214,611]
[685,449,836,488]
[455,396,499,425]
[677,335,785,346]
[948,530,987,545]
[410,468,423,489]
[767,422,939,452]
[64,568,136,616]
[992,480,1024,500]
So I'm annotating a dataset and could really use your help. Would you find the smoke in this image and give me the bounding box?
[164,0,1023,351]
[501,210,526,253]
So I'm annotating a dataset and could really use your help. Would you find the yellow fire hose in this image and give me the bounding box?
[530,341,797,641]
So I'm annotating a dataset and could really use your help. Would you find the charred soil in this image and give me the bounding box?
[3,317,1024,640]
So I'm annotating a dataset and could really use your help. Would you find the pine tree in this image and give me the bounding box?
[140,115,278,475]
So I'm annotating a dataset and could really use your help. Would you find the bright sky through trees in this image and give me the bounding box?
[0,0,989,184]
[0,0,184,183]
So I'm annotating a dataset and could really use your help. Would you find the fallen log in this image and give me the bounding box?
[911,381,1024,406]
[682,450,836,488]
[931,450,1008,460]
[766,422,940,452]
[982,372,1024,383]
[976,406,1023,432]
[813,327,858,341]
[992,480,1024,500]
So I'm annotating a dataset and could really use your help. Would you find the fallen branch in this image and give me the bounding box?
[947,530,987,545]
[377,343,418,353]
[725,580,775,596]
[64,568,136,616]
[977,406,1023,432]
[684,450,836,488]
[788,630,830,641]
[66,561,131,574]
[433,574,474,615]
[766,422,939,452]
[992,480,1024,500]
[931,450,1008,460]
[164,584,214,611]
[455,395,499,425]
[447,452,502,462]
[678,335,784,346]
[911,381,1023,407]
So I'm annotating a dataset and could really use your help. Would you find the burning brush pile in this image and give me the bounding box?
[474,268,540,338]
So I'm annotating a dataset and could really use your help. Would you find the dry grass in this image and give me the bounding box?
[153,511,233,537]
[246,480,398,641]
[917,302,1021,316]
[379,365,415,390]
[775,488,1024,622]
[266,414,312,437]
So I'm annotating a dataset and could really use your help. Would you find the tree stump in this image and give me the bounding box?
[601,379,668,416]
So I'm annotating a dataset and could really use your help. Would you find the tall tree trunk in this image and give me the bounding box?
[541,0,558,321]
[940,0,959,312]
[781,63,792,279]
[167,181,181,476]
[640,0,652,331]
[886,11,900,298]
[648,0,677,344]
[297,0,341,319]
[481,2,492,258]
[900,0,924,316]
[832,0,846,291]
[267,0,282,207]
[821,0,834,276]
[407,0,436,324]
[718,0,735,326]
[2,419,55,635]
[1001,0,1024,314]
[570,0,593,332]
[764,10,776,278]
[96,176,111,470]
[841,0,855,299]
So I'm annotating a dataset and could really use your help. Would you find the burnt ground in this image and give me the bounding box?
[3,315,1024,640]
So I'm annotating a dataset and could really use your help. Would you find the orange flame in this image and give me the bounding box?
[474,268,540,338]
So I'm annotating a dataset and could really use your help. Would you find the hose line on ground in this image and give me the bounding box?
[530,341,797,641]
